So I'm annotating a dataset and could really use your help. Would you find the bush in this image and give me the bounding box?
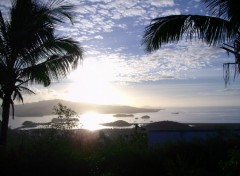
[1,129,240,176]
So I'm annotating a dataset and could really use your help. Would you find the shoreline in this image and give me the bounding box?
[13,121,240,133]
[9,121,240,143]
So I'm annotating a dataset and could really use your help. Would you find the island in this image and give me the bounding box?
[8,99,161,117]
[113,114,134,117]
[101,120,132,127]
[141,115,150,119]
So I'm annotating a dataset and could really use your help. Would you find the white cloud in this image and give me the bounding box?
[117,23,127,29]
[110,11,122,19]
[98,9,110,16]
[148,9,159,19]
[79,41,224,84]
[80,19,95,29]
[94,35,104,39]
[77,36,91,42]
[149,0,175,7]
[122,6,146,17]
[161,9,181,16]
[114,47,127,52]
[78,5,97,14]
[66,0,182,36]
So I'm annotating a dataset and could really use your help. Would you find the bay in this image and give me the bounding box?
[8,106,240,130]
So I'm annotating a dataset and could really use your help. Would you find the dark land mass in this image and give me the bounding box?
[144,121,240,131]
[113,114,134,117]
[6,99,160,117]
[141,115,150,119]
[101,120,132,127]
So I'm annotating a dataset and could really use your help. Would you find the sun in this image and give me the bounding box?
[64,59,126,105]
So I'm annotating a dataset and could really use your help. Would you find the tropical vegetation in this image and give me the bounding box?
[0,128,240,176]
[142,0,240,85]
[0,0,83,145]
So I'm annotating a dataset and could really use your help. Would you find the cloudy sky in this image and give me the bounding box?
[1,0,240,107]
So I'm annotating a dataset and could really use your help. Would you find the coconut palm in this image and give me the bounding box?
[0,0,83,145]
[142,0,240,85]
[222,36,240,84]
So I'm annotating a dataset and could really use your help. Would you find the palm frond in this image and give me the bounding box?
[15,37,83,71]
[12,85,35,103]
[45,0,75,24]
[18,86,35,95]
[8,0,76,67]
[203,0,229,19]
[12,88,23,103]
[223,62,240,86]
[142,15,236,52]
[202,0,239,27]
[0,11,9,66]
[17,37,83,86]
[0,11,7,44]
[21,55,76,86]
[8,0,54,64]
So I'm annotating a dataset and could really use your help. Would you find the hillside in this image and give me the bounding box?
[6,99,160,117]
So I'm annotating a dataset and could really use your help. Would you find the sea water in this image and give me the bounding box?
[7,106,240,130]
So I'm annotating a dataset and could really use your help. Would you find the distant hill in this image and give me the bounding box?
[6,99,160,117]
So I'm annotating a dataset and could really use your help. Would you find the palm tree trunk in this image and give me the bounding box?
[0,92,12,146]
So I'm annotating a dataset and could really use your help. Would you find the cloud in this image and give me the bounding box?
[0,0,11,7]
[94,35,104,39]
[63,0,180,40]
[149,0,175,7]
[1,0,224,83]
[0,0,11,18]
[79,40,224,84]
[121,6,146,17]
[0,0,181,38]
[161,9,181,16]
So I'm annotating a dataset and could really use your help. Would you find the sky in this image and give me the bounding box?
[0,0,240,108]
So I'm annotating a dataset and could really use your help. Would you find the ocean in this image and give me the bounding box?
[8,106,240,130]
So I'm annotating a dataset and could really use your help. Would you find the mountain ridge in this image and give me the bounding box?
[7,99,160,117]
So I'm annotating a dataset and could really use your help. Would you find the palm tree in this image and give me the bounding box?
[142,0,240,85]
[222,36,240,84]
[0,0,83,145]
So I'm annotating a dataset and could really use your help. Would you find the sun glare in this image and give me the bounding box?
[78,112,115,131]
[65,60,126,105]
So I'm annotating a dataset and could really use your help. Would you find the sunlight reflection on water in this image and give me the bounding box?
[8,111,135,131]
[8,106,240,131]
[78,112,116,131]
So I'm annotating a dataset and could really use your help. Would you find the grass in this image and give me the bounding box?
[1,128,240,176]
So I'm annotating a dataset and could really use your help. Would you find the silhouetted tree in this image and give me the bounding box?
[51,103,79,131]
[142,0,240,85]
[0,0,83,145]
